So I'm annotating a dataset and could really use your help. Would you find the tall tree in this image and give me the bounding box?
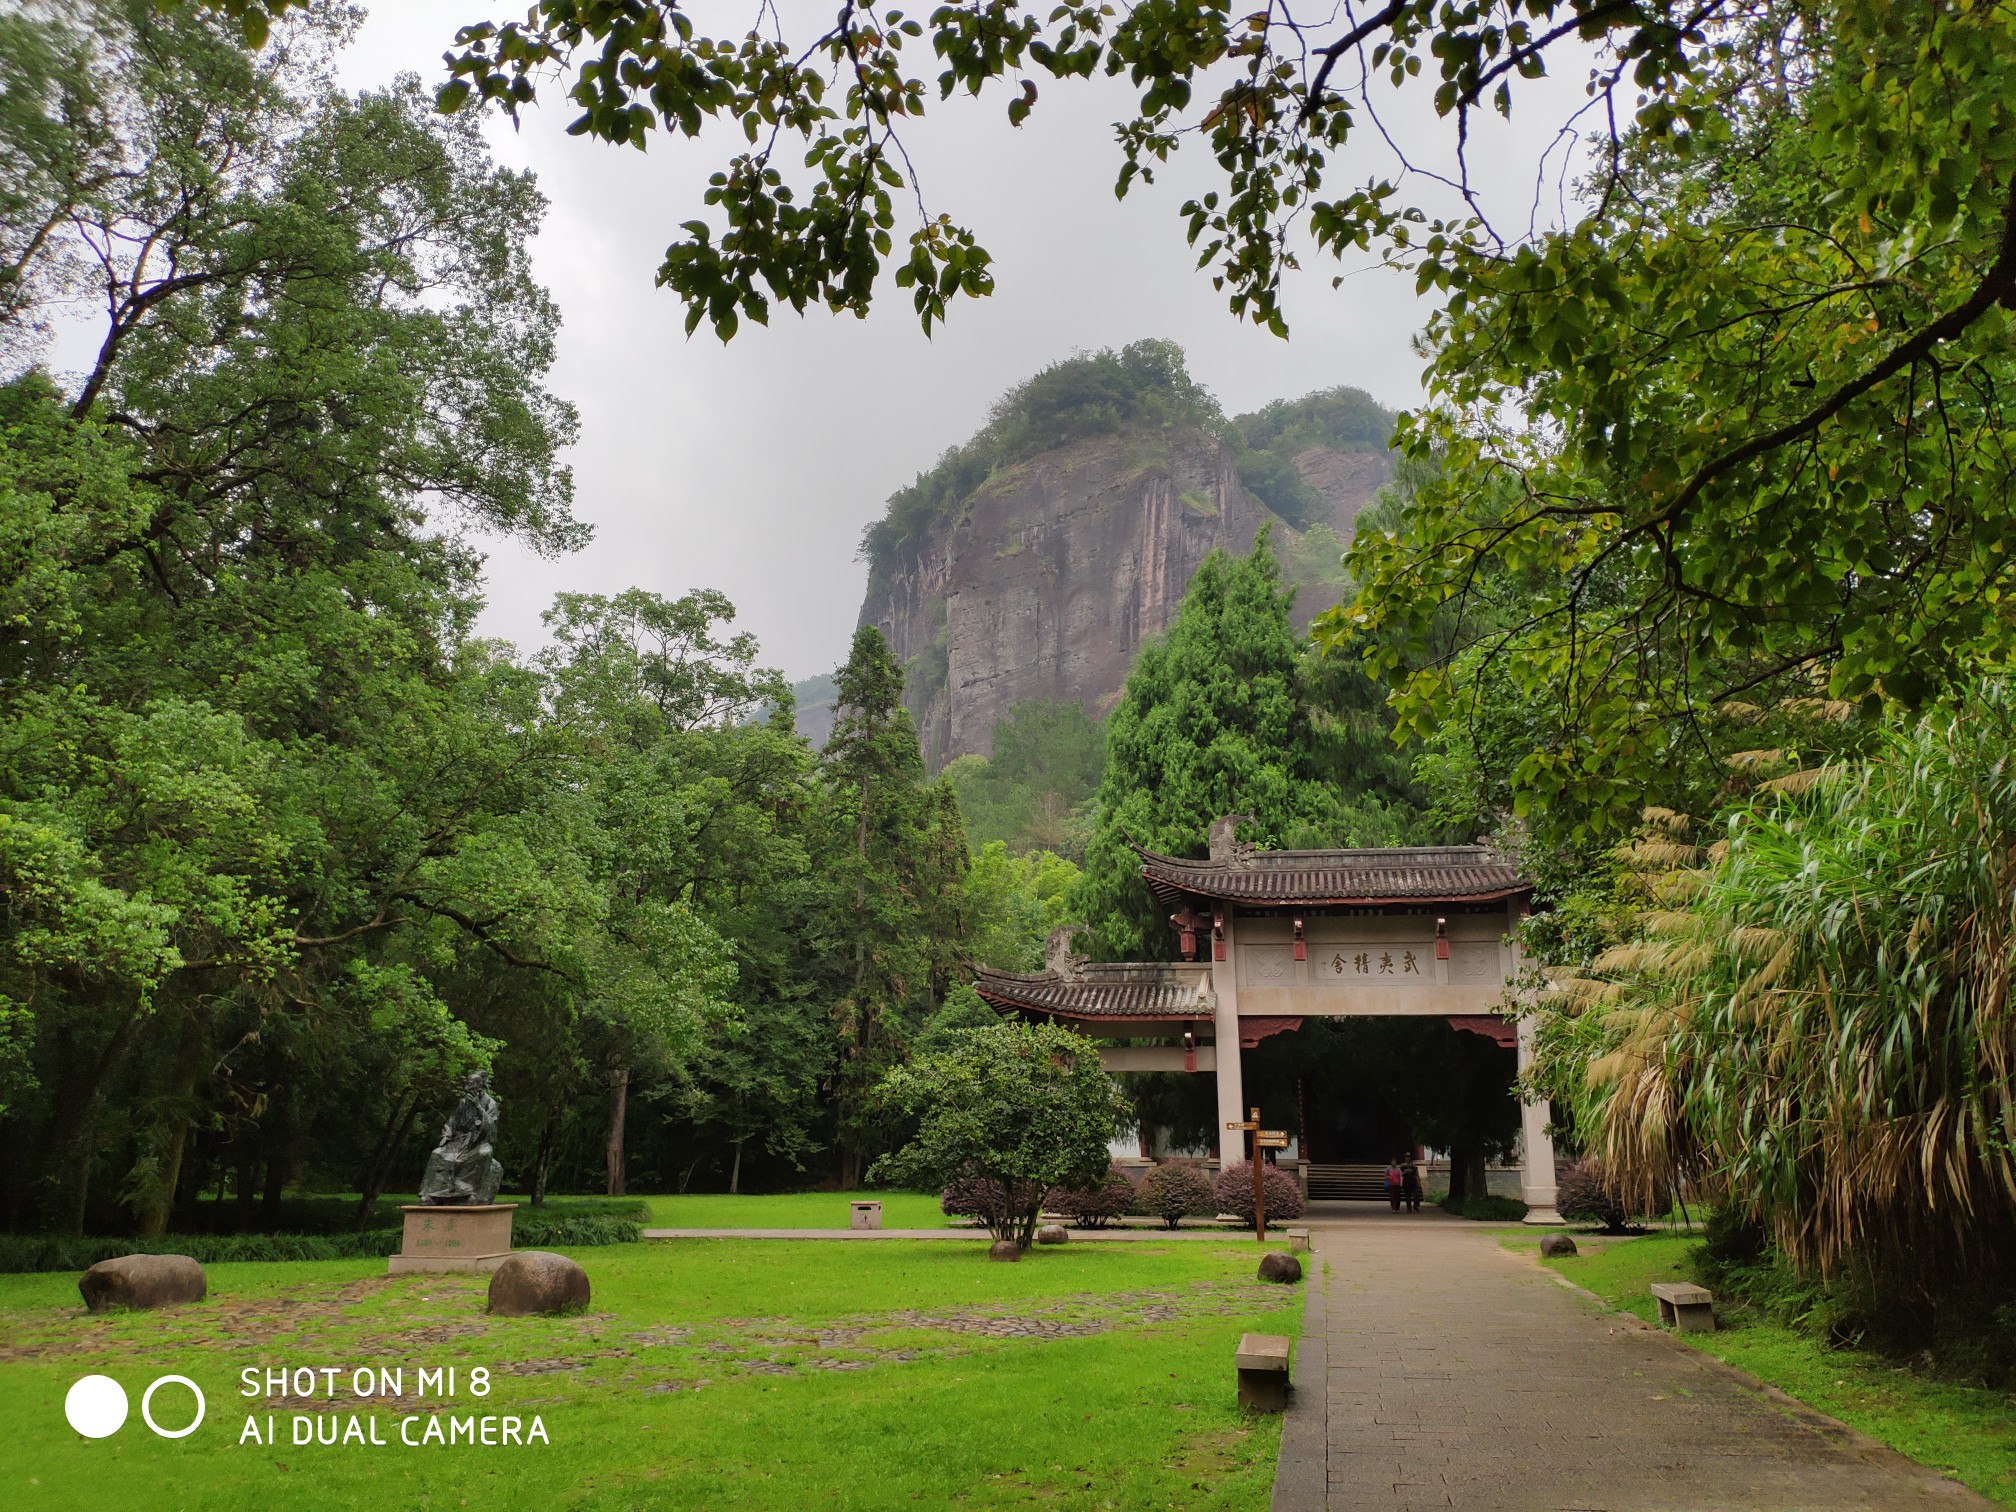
[0,1,592,1234]
[1081,535,1335,959]
[814,626,969,1185]
[536,588,794,1195]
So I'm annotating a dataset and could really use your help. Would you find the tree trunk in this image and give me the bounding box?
[1448,1144,1488,1207]
[261,1141,287,1223]
[356,1089,419,1230]
[235,1150,257,1232]
[136,1003,209,1238]
[261,1088,293,1225]
[729,1137,745,1195]
[41,999,144,1234]
[530,1116,558,1207]
[605,1066,630,1197]
[839,1147,860,1190]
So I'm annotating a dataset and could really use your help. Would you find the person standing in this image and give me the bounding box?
[1402,1160,1423,1214]
[1384,1160,1404,1212]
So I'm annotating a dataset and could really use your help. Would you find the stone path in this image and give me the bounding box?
[1272,1211,1991,1511]
[641,1226,1239,1241]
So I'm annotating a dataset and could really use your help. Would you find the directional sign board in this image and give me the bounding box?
[1255,1131,1290,1148]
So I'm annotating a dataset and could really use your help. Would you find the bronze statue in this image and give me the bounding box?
[420,1070,504,1205]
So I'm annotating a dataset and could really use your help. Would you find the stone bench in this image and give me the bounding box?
[1284,1226,1311,1255]
[1649,1281,1715,1333]
[1235,1331,1292,1412]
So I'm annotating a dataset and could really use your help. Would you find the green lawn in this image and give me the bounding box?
[1520,1232,2016,1507]
[3,1237,1298,1510]
[635,1190,956,1229]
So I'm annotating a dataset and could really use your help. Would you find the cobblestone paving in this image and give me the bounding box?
[1273,1214,1992,1512]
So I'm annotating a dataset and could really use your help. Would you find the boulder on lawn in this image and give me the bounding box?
[988,1240,1023,1262]
[1539,1234,1579,1258]
[1257,1251,1303,1284]
[487,1251,590,1316]
[1036,1224,1068,1246]
[78,1253,206,1314]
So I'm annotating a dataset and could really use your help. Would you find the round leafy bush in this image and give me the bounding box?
[940,1175,1042,1225]
[1046,1163,1137,1228]
[1556,1158,1661,1234]
[1213,1161,1306,1225]
[1132,1161,1216,1229]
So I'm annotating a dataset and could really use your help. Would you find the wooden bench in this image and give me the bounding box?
[1649,1281,1715,1333]
[1235,1332,1292,1412]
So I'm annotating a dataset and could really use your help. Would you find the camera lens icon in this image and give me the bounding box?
[64,1374,206,1439]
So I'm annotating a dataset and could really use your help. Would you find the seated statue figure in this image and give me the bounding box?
[419,1070,504,1205]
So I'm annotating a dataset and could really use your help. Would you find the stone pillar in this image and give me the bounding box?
[1516,1012,1566,1224]
[1211,910,1246,1165]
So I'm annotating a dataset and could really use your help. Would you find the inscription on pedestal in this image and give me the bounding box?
[387,1204,516,1274]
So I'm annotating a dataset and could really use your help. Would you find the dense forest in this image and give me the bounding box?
[0,2,1058,1229]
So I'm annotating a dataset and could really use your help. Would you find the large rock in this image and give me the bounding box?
[1257,1251,1303,1284]
[487,1251,590,1316]
[1036,1224,1068,1246]
[859,428,1393,767]
[987,1240,1023,1262]
[78,1253,206,1313]
[1539,1234,1579,1258]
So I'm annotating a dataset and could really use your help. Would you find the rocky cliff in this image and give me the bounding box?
[857,426,1391,767]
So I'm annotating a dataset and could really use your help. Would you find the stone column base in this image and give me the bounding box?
[1521,1192,1568,1226]
[388,1203,515,1273]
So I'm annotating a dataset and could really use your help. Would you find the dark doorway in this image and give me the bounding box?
[1243,1017,1519,1183]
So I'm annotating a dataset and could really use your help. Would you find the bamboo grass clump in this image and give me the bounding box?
[1534,691,2016,1310]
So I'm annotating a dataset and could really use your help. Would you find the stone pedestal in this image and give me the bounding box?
[387,1204,515,1274]
[848,1200,882,1231]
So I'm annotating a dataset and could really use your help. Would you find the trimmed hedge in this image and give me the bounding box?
[1213,1161,1306,1225]
[513,1212,642,1248]
[1046,1164,1137,1228]
[0,1211,642,1274]
[1132,1161,1216,1229]
[1438,1193,1530,1222]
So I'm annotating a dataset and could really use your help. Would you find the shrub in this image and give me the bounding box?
[0,1212,641,1274]
[1213,1162,1305,1226]
[1556,1158,1660,1234]
[1046,1164,1137,1228]
[941,1175,1043,1225]
[875,1020,1131,1247]
[1438,1194,1529,1222]
[510,1213,643,1248]
[1132,1161,1216,1229]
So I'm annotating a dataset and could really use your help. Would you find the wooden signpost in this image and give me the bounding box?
[1227,1108,1292,1241]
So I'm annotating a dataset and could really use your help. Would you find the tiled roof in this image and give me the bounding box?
[972,962,1215,1020]
[1133,844,1527,906]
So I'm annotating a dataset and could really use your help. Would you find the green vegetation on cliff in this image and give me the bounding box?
[943,699,1106,860]
[859,341,1393,575]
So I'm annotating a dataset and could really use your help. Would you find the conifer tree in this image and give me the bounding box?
[816,626,968,1184]
[1081,536,1333,959]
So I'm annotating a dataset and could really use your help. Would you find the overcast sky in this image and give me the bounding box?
[335,5,1593,680]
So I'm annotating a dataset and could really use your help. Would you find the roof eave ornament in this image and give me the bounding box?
[1043,924,1090,982]
[1207,813,1259,870]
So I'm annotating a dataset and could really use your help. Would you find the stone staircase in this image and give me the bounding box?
[1304,1163,1394,1201]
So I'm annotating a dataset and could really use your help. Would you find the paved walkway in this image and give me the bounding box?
[640,1226,1241,1241]
[1272,1212,1989,1511]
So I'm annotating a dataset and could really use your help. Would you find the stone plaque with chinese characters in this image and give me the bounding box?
[1319,944,1433,987]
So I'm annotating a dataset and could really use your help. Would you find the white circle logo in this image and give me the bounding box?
[64,1374,129,1438]
[140,1375,205,1438]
